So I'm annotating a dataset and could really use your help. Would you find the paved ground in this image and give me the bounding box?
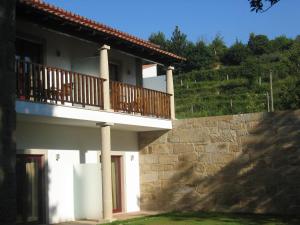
[56,220,98,225]
[56,211,162,225]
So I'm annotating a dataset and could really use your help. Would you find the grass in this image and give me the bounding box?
[103,212,300,225]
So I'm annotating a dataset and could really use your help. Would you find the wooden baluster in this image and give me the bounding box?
[145,89,148,116]
[85,75,88,105]
[157,92,159,118]
[110,81,113,110]
[50,68,54,101]
[15,60,18,97]
[117,82,120,111]
[130,85,133,113]
[159,92,162,118]
[41,65,45,102]
[46,67,50,100]
[144,89,147,116]
[78,74,81,104]
[118,82,121,111]
[36,64,40,101]
[55,69,59,102]
[139,88,145,116]
[60,70,65,104]
[82,75,85,107]
[114,82,118,111]
[93,77,96,106]
[134,86,137,113]
[31,63,36,100]
[65,71,68,102]
[74,73,77,104]
[16,60,20,98]
[97,79,102,109]
[70,72,74,105]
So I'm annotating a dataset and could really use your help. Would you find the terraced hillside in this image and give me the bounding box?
[174,71,299,119]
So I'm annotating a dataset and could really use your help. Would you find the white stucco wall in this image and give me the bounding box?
[16,20,142,85]
[16,121,140,223]
[124,152,140,212]
[142,64,157,78]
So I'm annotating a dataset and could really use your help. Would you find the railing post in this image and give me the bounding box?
[167,66,175,120]
[99,45,110,110]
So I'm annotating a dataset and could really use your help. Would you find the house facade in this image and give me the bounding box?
[14,0,184,224]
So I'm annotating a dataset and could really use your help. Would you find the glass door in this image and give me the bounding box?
[16,155,44,224]
[111,156,122,213]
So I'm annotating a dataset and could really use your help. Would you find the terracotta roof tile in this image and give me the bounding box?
[18,0,186,61]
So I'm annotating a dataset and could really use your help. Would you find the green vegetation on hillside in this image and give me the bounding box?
[149,28,300,118]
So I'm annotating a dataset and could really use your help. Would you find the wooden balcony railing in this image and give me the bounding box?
[110,81,171,119]
[15,60,171,119]
[15,60,105,109]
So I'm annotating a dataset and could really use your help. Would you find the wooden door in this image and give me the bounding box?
[16,155,44,225]
[111,156,122,213]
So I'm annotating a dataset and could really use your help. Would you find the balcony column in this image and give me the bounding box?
[166,66,175,119]
[99,44,110,110]
[97,122,113,222]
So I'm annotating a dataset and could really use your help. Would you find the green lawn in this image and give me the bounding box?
[104,212,300,225]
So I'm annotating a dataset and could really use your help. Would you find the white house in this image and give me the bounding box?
[15,0,185,224]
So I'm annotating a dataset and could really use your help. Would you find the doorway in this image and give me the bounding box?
[111,156,122,213]
[16,154,45,225]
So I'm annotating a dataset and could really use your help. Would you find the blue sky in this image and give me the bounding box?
[45,0,299,46]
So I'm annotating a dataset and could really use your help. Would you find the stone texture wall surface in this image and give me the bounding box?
[139,111,300,215]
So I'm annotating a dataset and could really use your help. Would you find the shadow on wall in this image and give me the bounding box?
[139,110,300,215]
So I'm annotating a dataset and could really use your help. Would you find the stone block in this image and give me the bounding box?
[141,172,158,183]
[173,143,194,154]
[152,144,173,154]
[229,144,240,152]
[210,153,235,164]
[159,155,178,164]
[194,144,205,153]
[205,143,229,153]
[158,171,176,180]
[178,152,198,162]
[198,153,211,163]
[142,155,158,164]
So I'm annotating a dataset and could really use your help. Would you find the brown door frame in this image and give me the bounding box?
[16,154,46,225]
[111,155,122,213]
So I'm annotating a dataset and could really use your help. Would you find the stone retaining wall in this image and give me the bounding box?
[139,111,300,215]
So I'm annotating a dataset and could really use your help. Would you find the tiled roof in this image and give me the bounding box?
[18,0,186,61]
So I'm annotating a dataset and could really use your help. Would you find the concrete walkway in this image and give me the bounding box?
[56,221,98,225]
[56,211,162,225]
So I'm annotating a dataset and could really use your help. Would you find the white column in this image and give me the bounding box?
[166,66,175,120]
[99,45,110,110]
[97,122,113,222]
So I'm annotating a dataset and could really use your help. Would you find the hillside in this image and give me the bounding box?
[149,29,300,118]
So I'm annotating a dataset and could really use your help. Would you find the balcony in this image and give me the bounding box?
[15,60,171,119]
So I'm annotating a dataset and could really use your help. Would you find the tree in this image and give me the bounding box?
[185,40,214,71]
[222,40,250,65]
[269,35,293,52]
[209,34,227,67]
[288,41,300,72]
[248,33,270,55]
[168,26,189,73]
[241,58,262,87]
[149,31,169,50]
[249,0,280,12]
[169,26,188,56]
[0,0,17,225]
